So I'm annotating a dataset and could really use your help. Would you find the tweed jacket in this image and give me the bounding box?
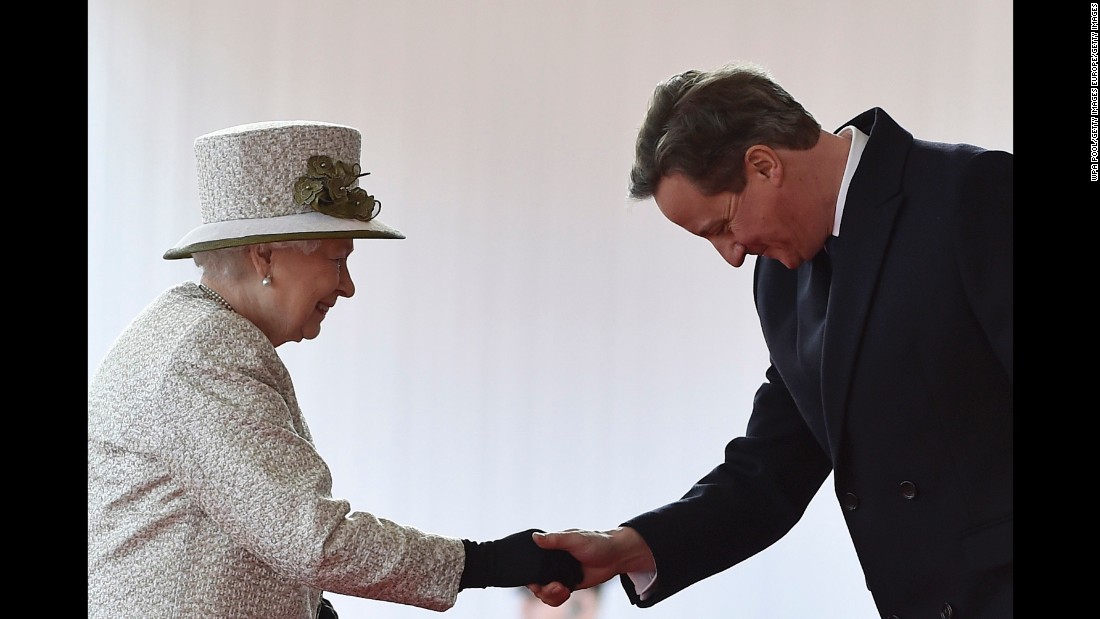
[621,109,1013,618]
[88,282,465,618]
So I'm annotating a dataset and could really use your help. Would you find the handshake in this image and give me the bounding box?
[459,528,583,591]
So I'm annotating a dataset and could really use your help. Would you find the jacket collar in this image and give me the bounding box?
[820,108,912,457]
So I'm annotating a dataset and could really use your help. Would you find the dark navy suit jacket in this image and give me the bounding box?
[621,108,1013,618]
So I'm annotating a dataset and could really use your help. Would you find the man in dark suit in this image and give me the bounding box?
[529,62,1012,618]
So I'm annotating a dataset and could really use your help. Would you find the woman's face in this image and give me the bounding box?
[261,238,356,346]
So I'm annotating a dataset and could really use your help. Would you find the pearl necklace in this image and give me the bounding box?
[198,284,236,313]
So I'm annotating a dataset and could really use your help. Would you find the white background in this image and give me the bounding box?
[88,1,1013,617]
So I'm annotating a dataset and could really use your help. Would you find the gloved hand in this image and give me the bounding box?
[317,595,338,619]
[459,528,583,590]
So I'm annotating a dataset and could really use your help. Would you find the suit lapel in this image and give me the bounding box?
[820,109,912,459]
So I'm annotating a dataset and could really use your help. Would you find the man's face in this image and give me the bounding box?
[654,168,816,270]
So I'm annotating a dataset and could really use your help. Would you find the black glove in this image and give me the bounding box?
[317,595,338,619]
[459,528,583,590]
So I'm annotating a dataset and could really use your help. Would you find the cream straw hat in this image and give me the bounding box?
[164,120,404,260]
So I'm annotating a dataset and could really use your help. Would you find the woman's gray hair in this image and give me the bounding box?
[192,239,322,278]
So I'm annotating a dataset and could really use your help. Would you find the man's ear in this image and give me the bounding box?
[248,244,274,279]
[744,145,782,185]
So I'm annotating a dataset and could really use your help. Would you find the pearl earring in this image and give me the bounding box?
[262,276,272,287]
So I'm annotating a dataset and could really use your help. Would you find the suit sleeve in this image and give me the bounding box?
[620,363,832,607]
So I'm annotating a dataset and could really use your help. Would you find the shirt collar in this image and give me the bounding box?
[833,125,869,238]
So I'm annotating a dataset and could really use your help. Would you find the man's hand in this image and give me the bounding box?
[527,527,654,607]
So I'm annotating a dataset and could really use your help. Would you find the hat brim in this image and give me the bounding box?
[163,211,405,259]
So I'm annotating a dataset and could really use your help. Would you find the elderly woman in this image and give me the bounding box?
[88,120,580,618]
